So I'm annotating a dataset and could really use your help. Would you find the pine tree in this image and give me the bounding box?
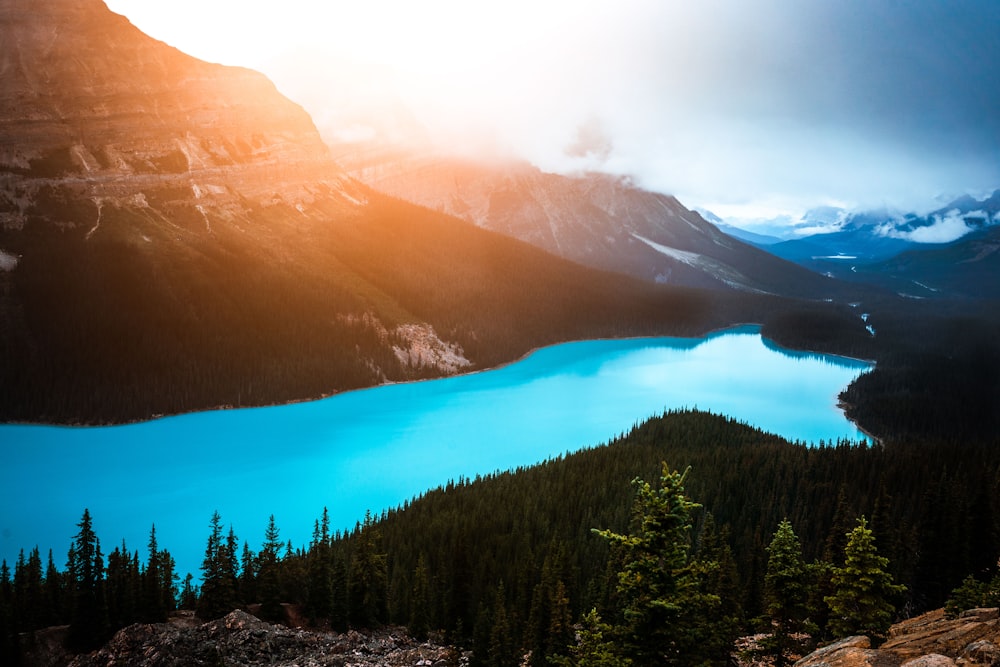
[408,554,431,641]
[239,542,257,604]
[197,511,238,620]
[0,560,18,664]
[552,608,632,667]
[66,509,109,651]
[141,525,166,622]
[527,543,572,666]
[595,464,722,666]
[694,513,743,662]
[178,573,198,610]
[763,519,812,666]
[348,511,388,628]
[486,582,519,667]
[330,551,349,631]
[105,541,137,630]
[258,515,284,622]
[825,517,905,642]
[43,549,65,627]
[306,511,333,623]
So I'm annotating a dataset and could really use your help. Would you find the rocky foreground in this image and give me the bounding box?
[22,606,998,667]
[23,610,465,667]
[795,608,999,667]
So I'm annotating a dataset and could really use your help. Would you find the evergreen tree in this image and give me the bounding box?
[141,525,166,622]
[225,528,241,604]
[595,464,722,666]
[159,550,177,614]
[330,551,349,631]
[763,519,812,666]
[0,560,18,665]
[825,517,905,642]
[66,509,109,651]
[43,549,65,627]
[693,513,743,662]
[104,541,137,630]
[552,608,632,667]
[14,547,44,633]
[486,582,519,667]
[197,511,238,620]
[306,511,333,623]
[258,515,284,622]
[408,554,431,641]
[238,542,257,604]
[348,511,388,628]
[527,543,572,666]
[178,573,198,611]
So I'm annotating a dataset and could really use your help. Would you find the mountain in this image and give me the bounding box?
[851,224,1000,299]
[0,0,779,424]
[745,193,1000,282]
[336,149,865,300]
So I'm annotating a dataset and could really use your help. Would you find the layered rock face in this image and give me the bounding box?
[0,0,358,232]
[794,608,1000,667]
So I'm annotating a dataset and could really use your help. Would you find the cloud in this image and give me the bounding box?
[107,0,1000,220]
[877,210,981,244]
[564,117,613,165]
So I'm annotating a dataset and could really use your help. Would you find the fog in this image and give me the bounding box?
[106,0,1000,222]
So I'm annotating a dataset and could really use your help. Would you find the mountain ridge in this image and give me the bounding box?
[334,148,871,300]
[1,0,800,424]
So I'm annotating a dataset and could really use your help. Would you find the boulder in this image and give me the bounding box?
[793,636,883,667]
[795,609,1000,667]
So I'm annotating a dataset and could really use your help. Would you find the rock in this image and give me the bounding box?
[794,609,1000,667]
[960,640,1000,667]
[902,655,957,667]
[793,636,882,667]
[882,609,1000,662]
[67,609,463,667]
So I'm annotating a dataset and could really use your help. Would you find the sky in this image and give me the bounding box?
[104,0,1000,226]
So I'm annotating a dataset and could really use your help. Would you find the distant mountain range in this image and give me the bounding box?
[710,192,1000,299]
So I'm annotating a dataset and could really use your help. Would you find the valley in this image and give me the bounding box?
[1,1,998,666]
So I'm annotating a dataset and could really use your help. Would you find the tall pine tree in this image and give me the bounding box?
[258,515,284,622]
[66,509,108,651]
[595,464,724,666]
[763,519,812,666]
[197,512,238,620]
[825,517,905,642]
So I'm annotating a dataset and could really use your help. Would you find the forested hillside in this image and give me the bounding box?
[5,410,997,664]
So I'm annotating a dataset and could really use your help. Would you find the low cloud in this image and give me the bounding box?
[564,117,614,165]
[877,210,983,244]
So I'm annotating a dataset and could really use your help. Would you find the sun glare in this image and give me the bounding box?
[103,0,639,158]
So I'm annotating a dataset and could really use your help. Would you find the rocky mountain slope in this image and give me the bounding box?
[336,148,864,300]
[1,0,775,424]
[1,0,353,222]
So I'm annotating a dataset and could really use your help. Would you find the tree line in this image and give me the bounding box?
[2,410,997,665]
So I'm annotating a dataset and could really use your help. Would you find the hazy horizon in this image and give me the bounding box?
[105,0,1000,225]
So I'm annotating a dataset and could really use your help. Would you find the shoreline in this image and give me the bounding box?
[1,322,876,432]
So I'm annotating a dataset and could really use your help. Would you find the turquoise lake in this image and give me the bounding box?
[0,325,872,577]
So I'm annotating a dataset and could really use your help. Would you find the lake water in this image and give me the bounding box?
[0,325,871,578]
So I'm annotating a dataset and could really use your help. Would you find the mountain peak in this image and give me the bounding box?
[1,0,351,225]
